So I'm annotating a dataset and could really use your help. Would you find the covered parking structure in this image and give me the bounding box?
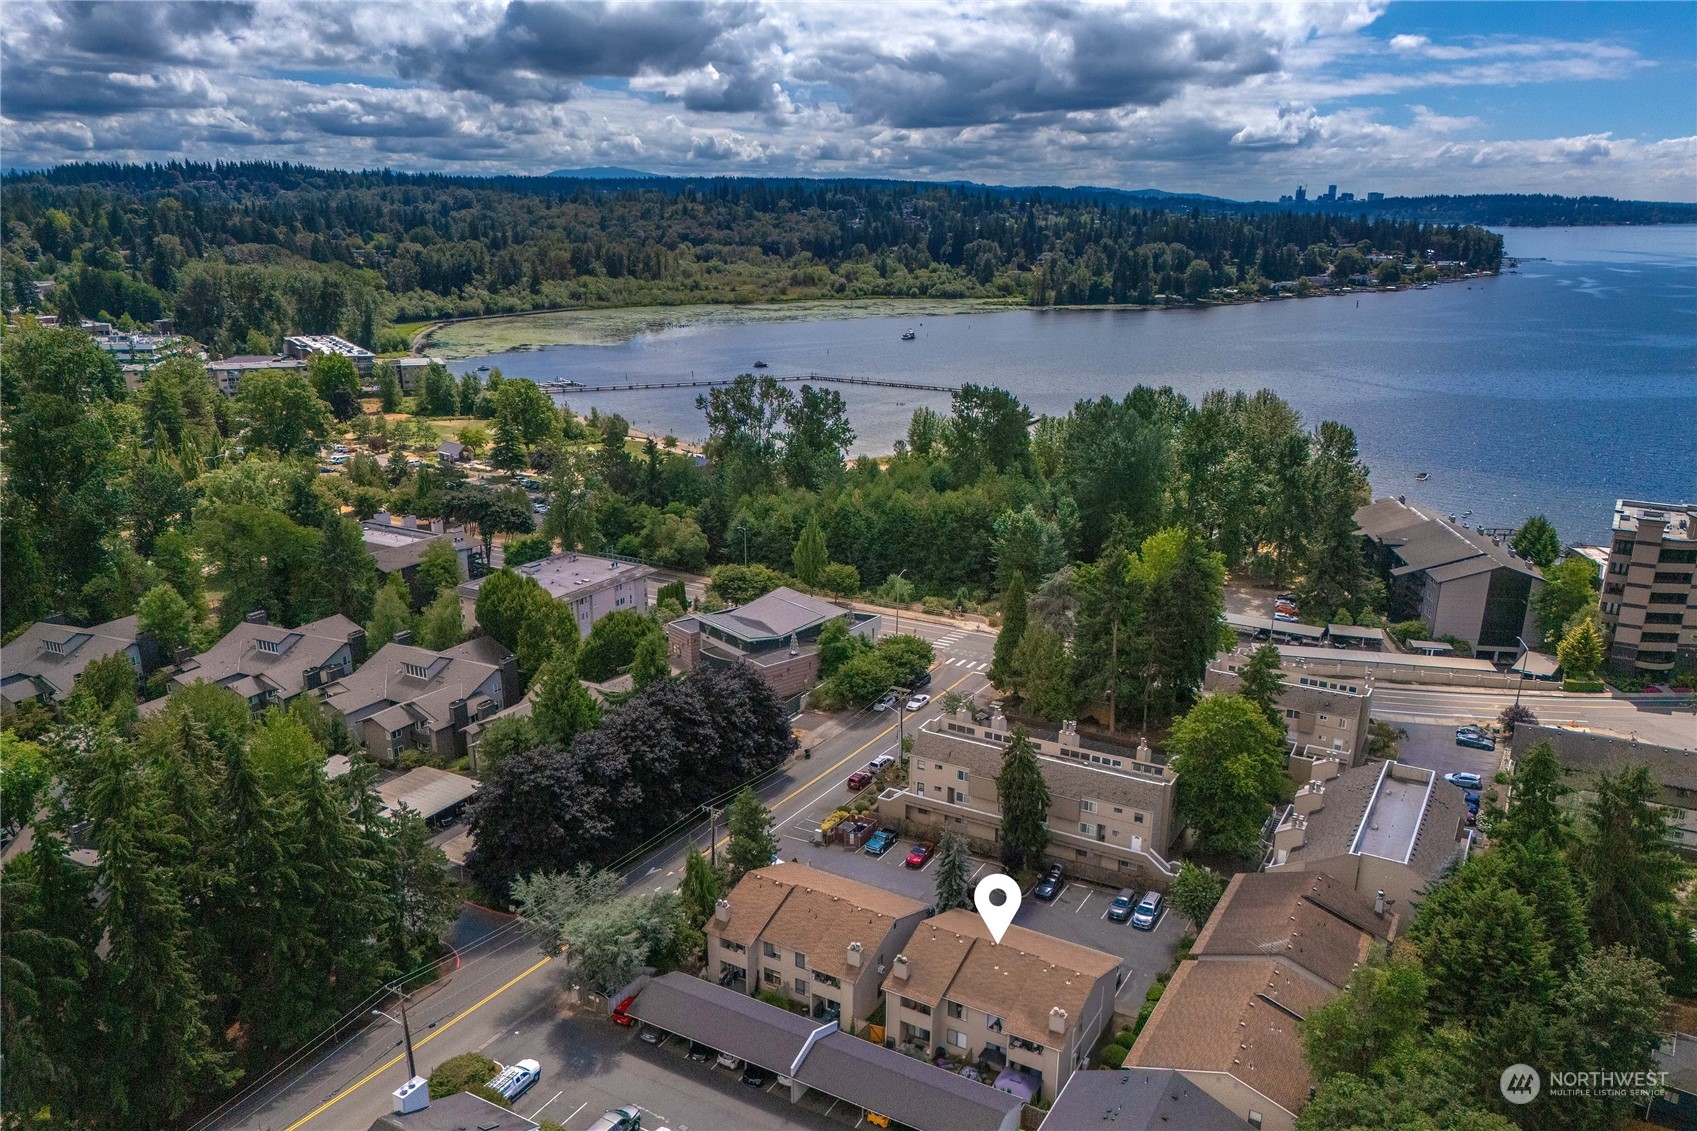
[629,973,1023,1131]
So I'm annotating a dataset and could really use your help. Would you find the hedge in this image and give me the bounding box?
[1099,1044,1129,1069]
[1144,981,1165,1004]
[1562,677,1607,693]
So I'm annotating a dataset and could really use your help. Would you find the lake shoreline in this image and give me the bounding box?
[421,274,1492,358]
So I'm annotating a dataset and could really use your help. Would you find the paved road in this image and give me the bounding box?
[1369,684,1695,750]
[226,622,996,1131]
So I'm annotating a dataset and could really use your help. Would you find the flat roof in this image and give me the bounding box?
[378,766,479,821]
[693,586,848,643]
[366,1091,537,1131]
[1351,762,1436,863]
[1613,500,1696,541]
[1273,643,1500,672]
[461,553,653,604]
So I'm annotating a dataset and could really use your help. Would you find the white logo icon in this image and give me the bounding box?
[1500,1063,1541,1104]
[974,873,1022,943]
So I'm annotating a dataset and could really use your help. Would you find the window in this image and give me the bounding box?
[1649,593,1684,604]
[904,999,932,1016]
[1079,799,1097,814]
[1080,822,1097,837]
[956,770,968,781]
[1133,813,1144,824]
[258,638,281,655]
[402,661,429,678]
[1285,708,1301,720]
[947,1001,964,1019]
[1009,1035,1045,1054]
[1113,806,1123,814]
[44,639,64,655]
[813,970,840,989]
[794,951,807,969]
[916,782,926,795]
[986,1015,1003,1032]
[720,938,745,953]
[934,762,943,771]
[794,978,807,996]
[1609,561,1631,575]
[1647,612,1684,624]
[1661,548,1697,565]
[949,1030,967,1048]
[1249,1112,1264,1131]
[764,969,782,987]
[1642,632,1681,644]
[764,942,779,959]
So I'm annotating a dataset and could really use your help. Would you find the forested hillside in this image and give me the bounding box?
[2,162,1503,355]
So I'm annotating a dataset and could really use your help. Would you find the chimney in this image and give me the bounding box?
[846,941,863,969]
[394,630,413,645]
[1048,1006,1069,1035]
[245,609,269,626]
[1294,782,1326,816]
[174,645,195,667]
[990,710,1008,733]
[401,514,417,530]
[892,954,910,981]
[714,899,731,923]
[392,1076,429,1115]
[373,510,392,526]
[1058,721,1079,750]
[1374,891,1386,917]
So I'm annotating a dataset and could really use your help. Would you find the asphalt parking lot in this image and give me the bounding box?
[1387,721,1505,785]
[781,835,1182,1020]
[630,1025,858,1130]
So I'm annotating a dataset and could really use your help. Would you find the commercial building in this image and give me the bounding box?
[1204,654,1373,768]
[666,586,877,711]
[707,863,929,1023]
[627,972,1023,1131]
[459,552,652,637]
[167,612,366,712]
[282,334,376,374]
[361,513,472,595]
[205,354,309,396]
[874,708,1178,884]
[1266,759,1472,913]
[883,909,1122,1103]
[1128,872,1397,1131]
[1,615,150,705]
[1598,500,1697,672]
[322,638,513,763]
[1509,724,1697,847]
[1356,497,1544,663]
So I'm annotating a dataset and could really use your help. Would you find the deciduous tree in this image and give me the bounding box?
[1170,861,1228,930]
[1169,694,1288,859]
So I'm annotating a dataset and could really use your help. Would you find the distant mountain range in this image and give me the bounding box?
[547,166,659,179]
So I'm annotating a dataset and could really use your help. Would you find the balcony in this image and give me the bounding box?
[812,969,841,990]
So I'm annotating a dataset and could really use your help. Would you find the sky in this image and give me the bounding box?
[3,1,1694,200]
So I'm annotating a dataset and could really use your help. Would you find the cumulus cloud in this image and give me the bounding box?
[0,0,1689,200]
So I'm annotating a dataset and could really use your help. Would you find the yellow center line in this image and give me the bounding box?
[283,954,554,1131]
[714,664,983,849]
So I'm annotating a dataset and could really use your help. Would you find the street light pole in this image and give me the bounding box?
[372,995,418,1080]
[1513,635,1530,708]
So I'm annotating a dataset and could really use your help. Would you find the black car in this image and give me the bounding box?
[688,1042,714,1061]
[1033,864,1065,901]
[741,1064,773,1087]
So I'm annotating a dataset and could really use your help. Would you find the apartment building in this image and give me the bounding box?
[459,552,652,636]
[282,333,376,374]
[1128,872,1397,1131]
[707,863,928,1023]
[1598,500,1697,672]
[1510,724,1697,848]
[362,513,472,597]
[167,611,366,712]
[874,708,1178,883]
[667,586,878,712]
[1356,496,1543,663]
[322,638,513,763]
[205,354,309,396]
[1267,759,1472,913]
[882,909,1122,1103]
[1204,653,1373,769]
[0,615,150,705]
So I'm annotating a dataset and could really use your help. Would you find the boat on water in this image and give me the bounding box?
[476,364,490,371]
[1415,472,1430,482]
[901,329,916,340]
[752,360,768,368]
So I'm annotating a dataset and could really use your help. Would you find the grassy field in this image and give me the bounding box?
[426,297,1022,358]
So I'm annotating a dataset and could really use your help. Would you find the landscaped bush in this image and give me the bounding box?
[1099,1044,1129,1069]
[1562,677,1607,693]
[1143,981,1165,1004]
[428,1052,500,1100]
[1131,1001,1158,1038]
[922,597,952,616]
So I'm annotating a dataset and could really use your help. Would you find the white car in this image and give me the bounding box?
[717,1051,743,1070]
[904,693,931,711]
[868,755,895,773]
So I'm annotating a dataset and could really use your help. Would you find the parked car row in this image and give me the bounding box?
[845,754,896,792]
[1454,725,1497,751]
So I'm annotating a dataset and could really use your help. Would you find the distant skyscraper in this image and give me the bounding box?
[1325,184,1338,201]
[1339,192,1355,202]
[1295,185,1307,202]
[1367,191,1385,202]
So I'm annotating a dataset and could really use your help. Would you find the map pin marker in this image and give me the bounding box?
[974,873,1021,944]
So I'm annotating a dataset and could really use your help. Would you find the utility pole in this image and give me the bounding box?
[400,996,417,1081]
[705,804,719,866]
[1109,617,1119,734]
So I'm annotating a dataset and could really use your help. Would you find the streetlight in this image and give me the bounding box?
[888,684,912,760]
[371,995,418,1080]
[1512,635,1531,709]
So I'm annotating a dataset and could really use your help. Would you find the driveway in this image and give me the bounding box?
[1386,721,1504,785]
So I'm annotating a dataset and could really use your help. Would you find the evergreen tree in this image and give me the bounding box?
[679,847,722,928]
[1556,615,1604,679]
[726,787,779,879]
[388,808,458,968]
[531,654,601,751]
[367,573,413,648]
[988,569,1029,690]
[319,514,379,625]
[1301,421,1372,619]
[933,832,972,912]
[792,512,829,587]
[1012,623,1075,720]
[1409,859,1556,1024]
[414,589,465,650]
[1133,527,1227,719]
[995,728,1051,872]
[1574,765,1684,960]
[489,415,525,471]
[1236,642,1286,731]
[1300,948,1429,1084]
[1510,515,1562,570]
[376,362,402,413]
[1487,739,1569,848]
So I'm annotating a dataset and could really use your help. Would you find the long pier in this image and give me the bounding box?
[535,372,959,395]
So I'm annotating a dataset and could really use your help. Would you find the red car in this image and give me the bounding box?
[904,842,935,869]
[846,770,873,791]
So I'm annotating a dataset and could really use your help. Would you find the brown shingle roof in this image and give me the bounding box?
[1192,872,1395,990]
[885,909,1120,1044]
[1129,958,1330,1120]
[715,863,926,953]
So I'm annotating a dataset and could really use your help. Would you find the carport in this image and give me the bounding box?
[628,974,1024,1131]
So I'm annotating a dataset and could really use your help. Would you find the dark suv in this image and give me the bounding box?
[1033,864,1065,901]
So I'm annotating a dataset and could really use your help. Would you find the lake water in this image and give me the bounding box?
[449,225,1697,542]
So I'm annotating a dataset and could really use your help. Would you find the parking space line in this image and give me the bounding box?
[1074,891,1092,914]
[528,1090,563,1120]
[561,1101,587,1125]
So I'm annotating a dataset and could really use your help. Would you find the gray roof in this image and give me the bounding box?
[438,441,465,457]
[1356,497,1542,583]
[377,766,480,821]
[0,615,140,701]
[1514,724,1697,793]
[693,586,847,644]
[171,614,361,701]
[1285,761,1469,887]
[628,973,823,1073]
[322,641,505,730]
[460,553,654,606]
[366,1090,537,1131]
[361,519,468,575]
[796,1032,1023,1131]
[1042,1069,1248,1131]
